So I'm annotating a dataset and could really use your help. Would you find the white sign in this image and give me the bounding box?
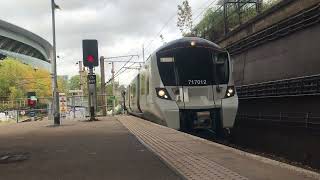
[160,57,174,63]
[0,113,7,121]
[59,93,67,114]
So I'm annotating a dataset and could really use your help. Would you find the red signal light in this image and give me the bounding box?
[87,55,94,62]
[82,40,99,67]
[27,99,36,107]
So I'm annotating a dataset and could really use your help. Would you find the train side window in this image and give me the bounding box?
[145,58,151,95]
[140,74,146,95]
[131,84,136,98]
[146,75,150,95]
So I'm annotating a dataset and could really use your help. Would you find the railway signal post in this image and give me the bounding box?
[82,39,99,121]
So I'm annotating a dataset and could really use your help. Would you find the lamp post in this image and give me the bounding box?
[76,61,84,92]
[51,0,60,125]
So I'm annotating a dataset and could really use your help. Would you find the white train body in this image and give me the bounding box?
[126,37,238,133]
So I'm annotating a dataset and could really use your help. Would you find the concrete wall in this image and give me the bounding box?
[233,24,320,85]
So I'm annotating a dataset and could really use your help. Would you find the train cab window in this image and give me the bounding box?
[174,48,214,86]
[157,52,177,86]
[157,48,229,86]
[214,53,229,84]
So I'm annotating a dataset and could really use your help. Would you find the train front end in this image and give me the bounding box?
[154,38,238,134]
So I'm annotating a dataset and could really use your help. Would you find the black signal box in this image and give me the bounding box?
[82,39,99,68]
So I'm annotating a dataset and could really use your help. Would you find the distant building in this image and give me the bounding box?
[59,75,68,82]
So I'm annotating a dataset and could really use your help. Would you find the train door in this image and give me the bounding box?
[212,52,230,104]
[139,69,147,112]
[136,74,142,113]
[129,82,137,112]
[127,85,132,111]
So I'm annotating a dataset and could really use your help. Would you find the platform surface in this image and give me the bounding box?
[118,115,320,180]
[0,118,181,180]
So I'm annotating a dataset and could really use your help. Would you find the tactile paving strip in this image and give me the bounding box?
[118,116,248,180]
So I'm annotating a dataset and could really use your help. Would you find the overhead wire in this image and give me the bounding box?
[144,0,220,54]
[143,13,177,52]
[112,0,221,84]
[113,56,135,77]
[106,62,137,84]
[105,55,140,84]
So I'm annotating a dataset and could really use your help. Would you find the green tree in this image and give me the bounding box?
[0,58,51,100]
[69,75,81,90]
[193,0,281,40]
[68,74,101,96]
[0,57,52,110]
[177,0,193,35]
[58,77,68,94]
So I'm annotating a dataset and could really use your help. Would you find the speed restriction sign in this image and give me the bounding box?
[88,75,96,84]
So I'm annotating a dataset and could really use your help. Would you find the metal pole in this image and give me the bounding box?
[72,95,75,119]
[223,2,228,35]
[112,62,115,116]
[87,71,92,117]
[256,0,262,14]
[78,61,83,92]
[142,44,145,63]
[51,0,60,125]
[100,56,106,116]
[16,110,19,123]
[237,0,241,25]
[89,68,96,120]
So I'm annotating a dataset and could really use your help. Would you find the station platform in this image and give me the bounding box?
[118,116,320,180]
[0,116,319,180]
[0,117,181,180]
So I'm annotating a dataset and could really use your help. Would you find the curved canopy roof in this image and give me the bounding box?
[0,19,52,63]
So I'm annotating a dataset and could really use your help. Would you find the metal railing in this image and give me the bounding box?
[0,94,123,124]
[237,111,320,130]
[236,74,320,99]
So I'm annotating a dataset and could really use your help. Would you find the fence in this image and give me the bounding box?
[0,94,125,123]
[236,74,320,99]
[237,111,320,130]
[63,94,123,119]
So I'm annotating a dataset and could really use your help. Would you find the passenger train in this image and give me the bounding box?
[125,37,238,134]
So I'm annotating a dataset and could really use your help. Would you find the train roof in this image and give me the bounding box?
[156,37,224,53]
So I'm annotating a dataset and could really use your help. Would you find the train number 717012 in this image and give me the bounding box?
[188,80,207,85]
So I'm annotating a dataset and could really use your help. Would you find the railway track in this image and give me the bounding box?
[188,128,320,174]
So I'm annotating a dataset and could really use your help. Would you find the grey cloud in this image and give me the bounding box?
[1,0,204,83]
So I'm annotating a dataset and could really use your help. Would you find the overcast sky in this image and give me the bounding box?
[1,0,217,85]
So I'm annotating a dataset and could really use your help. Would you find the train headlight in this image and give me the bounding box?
[156,88,172,100]
[225,86,235,98]
[191,41,196,46]
[158,90,165,97]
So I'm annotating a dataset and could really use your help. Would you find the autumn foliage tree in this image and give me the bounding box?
[0,58,52,101]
